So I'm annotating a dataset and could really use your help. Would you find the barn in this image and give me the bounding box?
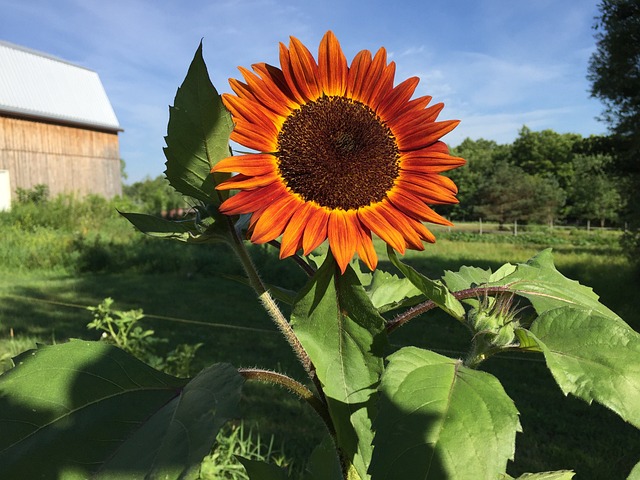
[0,40,122,210]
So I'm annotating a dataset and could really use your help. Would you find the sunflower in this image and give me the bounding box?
[212,31,465,273]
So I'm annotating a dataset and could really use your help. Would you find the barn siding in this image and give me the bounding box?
[0,116,122,199]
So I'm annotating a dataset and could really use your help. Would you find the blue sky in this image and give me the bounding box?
[1,0,606,183]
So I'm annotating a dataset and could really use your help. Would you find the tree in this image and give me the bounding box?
[588,0,640,257]
[445,138,511,220]
[527,175,566,226]
[567,154,623,228]
[588,0,640,148]
[123,176,185,214]
[510,126,581,190]
[474,162,532,226]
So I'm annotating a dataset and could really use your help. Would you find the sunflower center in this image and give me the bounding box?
[276,95,400,210]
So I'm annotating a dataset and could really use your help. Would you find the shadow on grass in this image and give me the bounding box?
[0,268,326,473]
[1,244,639,479]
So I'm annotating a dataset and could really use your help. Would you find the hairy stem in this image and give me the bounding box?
[224,216,315,380]
[386,285,513,333]
[239,368,334,435]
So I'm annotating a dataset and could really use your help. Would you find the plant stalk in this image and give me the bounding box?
[386,285,513,333]
[239,368,334,435]
[224,216,314,378]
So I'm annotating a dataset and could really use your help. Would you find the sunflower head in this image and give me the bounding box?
[212,31,465,273]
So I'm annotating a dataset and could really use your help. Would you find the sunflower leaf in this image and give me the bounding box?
[164,41,233,204]
[365,269,424,313]
[119,211,199,241]
[442,265,492,292]
[370,347,521,480]
[387,246,466,321]
[628,460,640,480]
[0,340,244,479]
[119,211,231,244]
[291,253,388,480]
[303,436,343,480]
[486,249,619,319]
[528,307,640,428]
[237,457,289,480]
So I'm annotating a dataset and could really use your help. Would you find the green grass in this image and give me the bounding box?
[0,224,638,479]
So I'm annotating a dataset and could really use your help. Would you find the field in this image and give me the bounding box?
[0,215,638,479]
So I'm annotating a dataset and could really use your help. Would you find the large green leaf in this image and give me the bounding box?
[628,460,640,480]
[387,246,466,321]
[303,436,343,480]
[291,254,388,480]
[370,347,521,480]
[442,265,492,292]
[237,457,289,480]
[119,211,200,241]
[119,211,230,244]
[365,269,424,313]
[0,340,243,479]
[487,249,619,320]
[529,307,640,428]
[164,41,233,204]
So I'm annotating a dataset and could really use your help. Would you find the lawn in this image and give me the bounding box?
[0,224,638,478]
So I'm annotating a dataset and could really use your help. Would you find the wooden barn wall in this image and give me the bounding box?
[0,116,122,199]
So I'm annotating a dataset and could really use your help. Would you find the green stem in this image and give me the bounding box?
[239,368,334,435]
[224,216,314,377]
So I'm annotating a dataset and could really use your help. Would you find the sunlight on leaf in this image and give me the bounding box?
[291,253,387,480]
[164,41,233,204]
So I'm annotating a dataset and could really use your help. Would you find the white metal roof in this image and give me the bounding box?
[0,40,121,132]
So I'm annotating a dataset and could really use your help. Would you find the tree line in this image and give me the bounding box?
[441,126,623,228]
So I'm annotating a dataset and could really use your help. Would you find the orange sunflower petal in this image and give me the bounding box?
[214,172,279,191]
[359,47,393,107]
[328,210,358,273]
[279,202,315,258]
[250,194,299,244]
[216,31,464,273]
[302,206,330,255]
[212,154,277,176]
[393,95,433,119]
[387,188,447,222]
[229,119,279,152]
[396,177,459,205]
[396,120,460,151]
[223,94,280,135]
[376,76,420,121]
[358,206,406,254]
[218,183,286,215]
[236,66,294,118]
[281,36,321,102]
[318,30,348,96]
[346,49,372,102]
[355,222,378,271]
[378,201,424,250]
[252,63,299,104]
[393,103,445,131]
[401,151,466,174]
[408,217,437,244]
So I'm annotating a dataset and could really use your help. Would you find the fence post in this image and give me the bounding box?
[514,219,518,236]
[479,218,483,235]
